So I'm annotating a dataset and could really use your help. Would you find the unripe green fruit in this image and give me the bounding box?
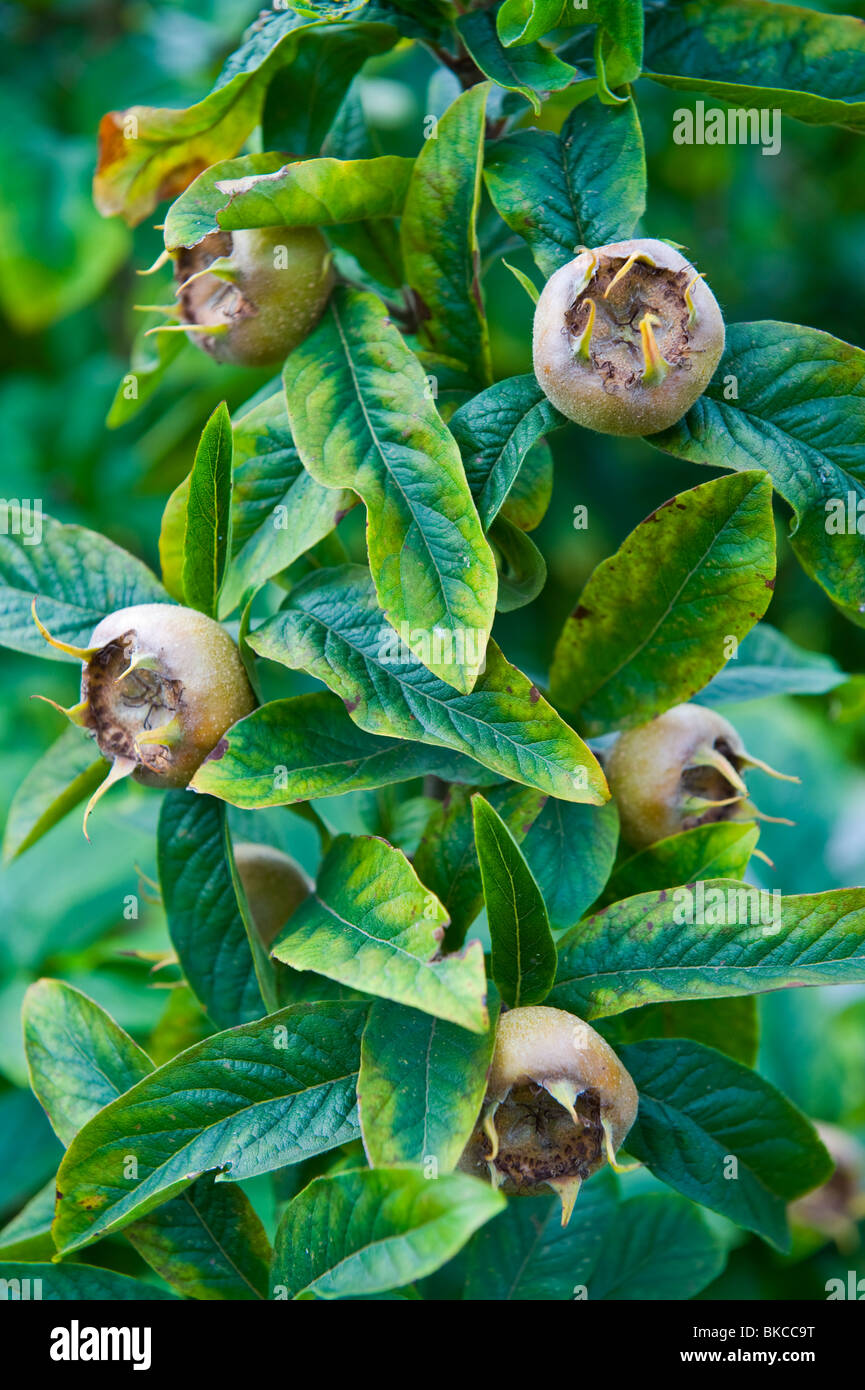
[606,702,797,850]
[34,603,257,834]
[533,237,725,436]
[174,225,334,367]
[459,1005,638,1224]
[233,841,312,949]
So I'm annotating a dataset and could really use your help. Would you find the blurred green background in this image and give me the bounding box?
[1,0,864,1296]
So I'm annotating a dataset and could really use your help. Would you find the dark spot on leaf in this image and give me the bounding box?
[344,696,360,714]
[203,738,228,763]
[529,685,541,704]
[334,508,351,524]
[658,889,668,902]
[765,578,775,590]
[78,1193,107,1210]
[572,605,591,620]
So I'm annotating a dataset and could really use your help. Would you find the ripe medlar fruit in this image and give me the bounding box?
[172,225,334,367]
[34,602,256,834]
[533,237,725,436]
[459,1005,638,1224]
[605,702,798,850]
[233,841,312,949]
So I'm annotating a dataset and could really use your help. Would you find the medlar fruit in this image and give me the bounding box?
[171,225,334,367]
[605,702,798,850]
[533,237,725,436]
[233,841,312,949]
[459,1004,638,1224]
[33,602,256,834]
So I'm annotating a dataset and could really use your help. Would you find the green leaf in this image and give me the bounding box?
[0,1181,56,1261]
[0,1091,62,1221]
[401,84,492,388]
[463,1168,619,1300]
[651,323,865,628]
[592,0,644,72]
[164,152,414,250]
[502,258,540,305]
[644,0,865,131]
[283,288,496,692]
[0,511,169,659]
[94,10,351,224]
[190,691,498,807]
[2,725,107,863]
[23,979,152,1148]
[621,1039,833,1250]
[498,0,643,69]
[157,472,190,603]
[497,0,571,47]
[473,794,556,1007]
[0,1263,176,1300]
[484,97,646,278]
[501,440,554,532]
[587,1193,725,1300]
[219,391,352,617]
[449,374,564,530]
[53,1000,367,1254]
[359,995,500,1169]
[23,980,272,1300]
[413,783,546,951]
[456,11,575,115]
[601,996,759,1068]
[549,472,777,734]
[126,1177,272,1302]
[272,834,488,1031]
[107,315,186,429]
[247,564,608,803]
[549,882,865,1019]
[158,792,273,1029]
[490,516,547,612]
[261,22,398,157]
[521,797,619,932]
[599,821,760,909]
[181,402,233,619]
[696,623,847,706]
[270,1166,505,1298]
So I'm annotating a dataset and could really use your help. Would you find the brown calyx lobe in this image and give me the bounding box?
[83,635,183,773]
[175,232,254,330]
[564,254,692,387]
[490,1084,603,1191]
[681,735,745,829]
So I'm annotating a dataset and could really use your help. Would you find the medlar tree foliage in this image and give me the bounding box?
[2,0,865,1303]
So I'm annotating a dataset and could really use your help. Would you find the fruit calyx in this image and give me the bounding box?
[459,1005,639,1225]
[532,238,725,436]
[166,225,334,367]
[33,601,256,836]
[606,702,799,851]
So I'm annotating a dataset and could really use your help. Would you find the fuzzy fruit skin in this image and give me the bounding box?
[606,702,747,849]
[459,1005,638,1198]
[533,237,725,436]
[83,604,256,788]
[175,225,334,367]
[233,841,312,949]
